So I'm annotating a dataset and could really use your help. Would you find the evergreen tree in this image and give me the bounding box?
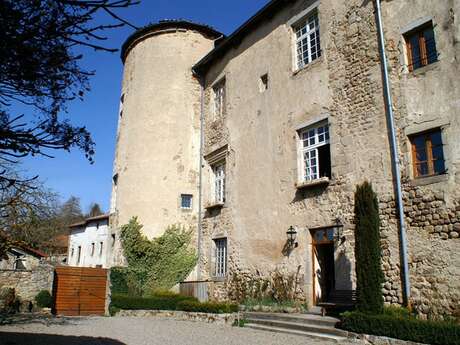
[354,181,384,313]
[88,203,104,217]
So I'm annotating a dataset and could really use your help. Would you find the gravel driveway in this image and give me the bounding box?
[0,315,355,345]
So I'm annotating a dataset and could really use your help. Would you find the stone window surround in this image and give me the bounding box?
[210,233,228,281]
[204,145,228,209]
[212,77,226,120]
[287,0,321,73]
[399,16,440,74]
[404,120,450,184]
[295,114,331,188]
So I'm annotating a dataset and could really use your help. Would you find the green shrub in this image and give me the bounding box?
[110,293,197,311]
[340,311,460,345]
[354,182,384,313]
[176,300,238,314]
[383,305,411,319]
[119,218,198,294]
[35,290,52,308]
[110,267,129,295]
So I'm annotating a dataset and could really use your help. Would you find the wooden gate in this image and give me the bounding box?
[53,266,108,316]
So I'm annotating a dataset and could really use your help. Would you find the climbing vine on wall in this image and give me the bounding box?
[114,217,197,296]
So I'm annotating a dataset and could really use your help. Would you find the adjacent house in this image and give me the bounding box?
[0,242,47,271]
[110,0,459,317]
[68,214,114,268]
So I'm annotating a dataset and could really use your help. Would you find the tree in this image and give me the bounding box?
[88,202,104,217]
[0,0,139,190]
[354,181,384,314]
[60,196,84,225]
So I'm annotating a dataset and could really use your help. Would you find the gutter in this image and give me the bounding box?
[374,0,411,306]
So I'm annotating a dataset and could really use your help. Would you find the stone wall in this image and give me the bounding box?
[0,263,54,302]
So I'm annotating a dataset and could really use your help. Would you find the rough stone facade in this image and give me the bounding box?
[0,263,54,302]
[110,1,459,317]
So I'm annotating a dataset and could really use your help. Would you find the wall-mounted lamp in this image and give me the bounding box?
[286,226,299,248]
[334,218,345,244]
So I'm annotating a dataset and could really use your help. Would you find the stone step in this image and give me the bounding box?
[243,311,339,327]
[245,317,348,337]
[245,323,348,343]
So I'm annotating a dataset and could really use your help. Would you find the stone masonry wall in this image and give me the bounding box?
[0,263,54,302]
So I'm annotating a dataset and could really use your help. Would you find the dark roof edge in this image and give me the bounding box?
[69,214,110,229]
[121,20,224,63]
[192,0,284,76]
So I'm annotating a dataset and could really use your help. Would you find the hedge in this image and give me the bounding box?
[176,300,238,314]
[340,311,460,345]
[110,294,238,314]
[111,293,198,311]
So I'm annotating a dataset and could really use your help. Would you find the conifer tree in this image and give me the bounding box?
[354,181,384,313]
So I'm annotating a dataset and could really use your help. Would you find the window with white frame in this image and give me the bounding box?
[213,163,226,204]
[299,122,331,182]
[214,238,227,277]
[213,79,226,118]
[294,11,321,70]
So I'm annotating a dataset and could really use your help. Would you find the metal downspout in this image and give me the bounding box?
[196,73,205,281]
[374,0,411,306]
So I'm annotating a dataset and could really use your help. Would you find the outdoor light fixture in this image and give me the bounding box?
[287,226,298,248]
[334,218,345,243]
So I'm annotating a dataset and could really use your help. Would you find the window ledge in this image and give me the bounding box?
[212,276,226,282]
[407,60,439,77]
[410,173,448,187]
[205,202,225,210]
[292,55,324,77]
[296,177,330,190]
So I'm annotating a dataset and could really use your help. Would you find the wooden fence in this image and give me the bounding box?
[179,281,209,302]
[53,266,108,316]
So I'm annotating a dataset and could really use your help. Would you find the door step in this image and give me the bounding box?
[243,312,349,343]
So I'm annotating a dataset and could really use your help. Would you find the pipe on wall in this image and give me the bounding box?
[374,0,411,306]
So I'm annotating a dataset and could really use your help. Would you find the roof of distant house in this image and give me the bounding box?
[69,214,110,229]
[121,19,224,63]
[0,231,48,258]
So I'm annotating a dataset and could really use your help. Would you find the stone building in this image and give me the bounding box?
[110,0,459,317]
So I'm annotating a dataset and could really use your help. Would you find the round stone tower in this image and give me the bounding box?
[110,21,222,244]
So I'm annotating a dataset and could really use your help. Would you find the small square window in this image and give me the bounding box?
[180,194,193,209]
[91,243,95,256]
[259,74,269,92]
[410,129,445,178]
[404,22,438,72]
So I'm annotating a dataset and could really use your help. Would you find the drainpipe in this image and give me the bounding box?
[195,72,205,281]
[374,0,411,306]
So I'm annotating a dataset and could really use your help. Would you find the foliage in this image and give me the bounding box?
[340,311,460,345]
[110,293,198,312]
[383,305,412,319]
[0,0,138,196]
[227,267,303,304]
[110,293,238,315]
[233,318,248,327]
[176,300,238,314]
[88,203,104,217]
[354,181,384,313]
[34,290,52,308]
[0,287,20,314]
[118,217,198,295]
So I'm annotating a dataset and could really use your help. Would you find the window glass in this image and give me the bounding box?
[295,12,321,69]
[214,238,227,277]
[180,194,193,209]
[299,123,331,182]
[411,129,445,178]
[405,23,437,71]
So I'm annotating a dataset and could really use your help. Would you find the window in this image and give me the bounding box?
[113,173,119,186]
[405,22,438,72]
[213,163,226,204]
[111,234,116,248]
[259,74,269,93]
[99,242,104,256]
[294,11,321,70]
[71,247,74,257]
[214,238,227,278]
[91,243,95,256]
[77,246,81,264]
[410,129,445,178]
[299,122,331,182]
[180,194,193,209]
[213,79,226,118]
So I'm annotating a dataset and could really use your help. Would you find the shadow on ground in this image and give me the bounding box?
[0,332,125,345]
[0,313,83,326]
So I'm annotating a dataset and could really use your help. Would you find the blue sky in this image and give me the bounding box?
[20,0,270,214]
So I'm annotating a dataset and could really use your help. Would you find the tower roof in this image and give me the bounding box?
[121,19,224,62]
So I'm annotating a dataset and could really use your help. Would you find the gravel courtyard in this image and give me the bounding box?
[0,316,355,345]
